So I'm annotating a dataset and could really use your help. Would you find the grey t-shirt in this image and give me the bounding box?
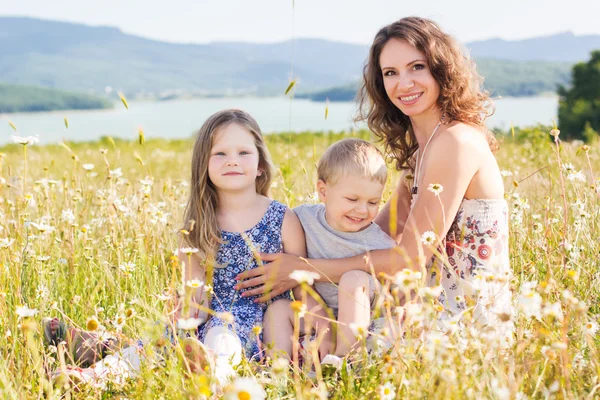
[293,203,397,309]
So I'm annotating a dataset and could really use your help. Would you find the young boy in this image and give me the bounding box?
[264,138,397,360]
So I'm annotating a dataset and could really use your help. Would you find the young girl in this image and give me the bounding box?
[177,109,306,379]
[43,109,307,384]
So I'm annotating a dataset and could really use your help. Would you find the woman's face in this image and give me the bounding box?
[379,38,440,119]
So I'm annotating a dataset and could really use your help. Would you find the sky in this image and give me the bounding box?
[1,0,599,45]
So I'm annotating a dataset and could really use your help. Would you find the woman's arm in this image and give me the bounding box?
[383,131,480,273]
[238,131,483,301]
[374,169,413,241]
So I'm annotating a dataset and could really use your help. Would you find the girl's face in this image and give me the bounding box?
[208,123,261,193]
[379,38,440,119]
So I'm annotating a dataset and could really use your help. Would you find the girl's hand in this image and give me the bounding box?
[235,252,302,302]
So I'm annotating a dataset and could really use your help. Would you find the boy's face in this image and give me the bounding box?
[317,175,384,232]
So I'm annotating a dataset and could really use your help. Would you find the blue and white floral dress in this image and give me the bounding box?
[197,200,290,359]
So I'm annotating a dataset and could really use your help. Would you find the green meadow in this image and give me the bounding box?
[0,125,599,399]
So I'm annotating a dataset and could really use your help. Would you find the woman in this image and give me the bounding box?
[236,17,511,331]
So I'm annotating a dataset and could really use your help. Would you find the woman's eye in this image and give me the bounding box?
[383,70,395,77]
[413,64,425,71]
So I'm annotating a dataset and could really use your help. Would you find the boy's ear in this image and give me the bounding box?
[316,179,327,202]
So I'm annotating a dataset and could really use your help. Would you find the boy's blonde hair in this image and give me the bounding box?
[317,138,387,186]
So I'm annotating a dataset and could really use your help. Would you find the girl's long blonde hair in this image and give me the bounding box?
[182,109,274,264]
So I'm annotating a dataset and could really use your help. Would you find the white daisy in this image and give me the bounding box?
[289,270,320,285]
[10,135,39,145]
[177,317,204,330]
[420,231,437,246]
[16,305,38,318]
[186,279,204,289]
[179,247,199,255]
[223,377,266,400]
[379,381,396,400]
[427,183,444,196]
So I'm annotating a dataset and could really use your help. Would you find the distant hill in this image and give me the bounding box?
[0,17,364,96]
[0,17,598,100]
[467,32,600,62]
[300,59,572,102]
[0,83,112,113]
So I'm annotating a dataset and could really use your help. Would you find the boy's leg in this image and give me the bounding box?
[334,270,373,357]
[301,291,334,359]
[263,299,294,359]
[263,296,331,361]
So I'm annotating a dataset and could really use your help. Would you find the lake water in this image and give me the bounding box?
[0,96,558,145]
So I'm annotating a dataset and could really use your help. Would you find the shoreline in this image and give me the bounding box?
[0,94,560,118]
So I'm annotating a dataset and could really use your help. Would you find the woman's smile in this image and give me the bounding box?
[398,92,424,105]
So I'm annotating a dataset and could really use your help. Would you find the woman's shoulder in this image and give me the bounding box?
[431,122,492,158]
[443,122,488,144]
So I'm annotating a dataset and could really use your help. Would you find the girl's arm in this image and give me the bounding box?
[178,247,210,322]
[252,208,307,299]
[281,208,308,259]
[283,208,309,321]
[237,131,484,301]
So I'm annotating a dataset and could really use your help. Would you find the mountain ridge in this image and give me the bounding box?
[0,17,597,98]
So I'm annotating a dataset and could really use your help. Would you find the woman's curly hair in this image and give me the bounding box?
[357,17,497,171]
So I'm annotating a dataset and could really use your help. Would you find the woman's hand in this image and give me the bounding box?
[235,252,305,303]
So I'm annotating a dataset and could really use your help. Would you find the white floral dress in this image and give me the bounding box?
[424,198,513,331]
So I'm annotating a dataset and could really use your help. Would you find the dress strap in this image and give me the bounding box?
[266,200,287,228]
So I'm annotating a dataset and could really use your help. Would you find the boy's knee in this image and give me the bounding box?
[265,299,293,321]
[339,270,371,290]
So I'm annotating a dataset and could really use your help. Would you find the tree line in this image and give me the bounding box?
[0,84,112,114]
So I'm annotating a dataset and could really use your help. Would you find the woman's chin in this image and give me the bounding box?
[395,104,437,120]
[396,107,422,118]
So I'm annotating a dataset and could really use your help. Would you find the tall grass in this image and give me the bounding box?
[0,127,599,399]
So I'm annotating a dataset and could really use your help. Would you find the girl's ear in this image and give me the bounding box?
[257,169,262,177]
[316,179,327,202]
